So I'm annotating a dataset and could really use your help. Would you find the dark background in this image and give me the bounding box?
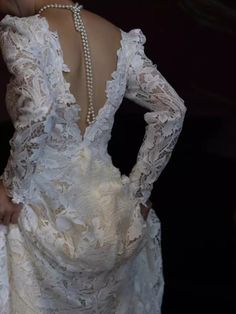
[0,1,235,313]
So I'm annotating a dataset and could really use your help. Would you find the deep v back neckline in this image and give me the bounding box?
[35,14,125,142]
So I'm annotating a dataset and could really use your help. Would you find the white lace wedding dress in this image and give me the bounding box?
[0,11,187,314]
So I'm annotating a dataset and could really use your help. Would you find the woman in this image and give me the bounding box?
[0,0,187,313]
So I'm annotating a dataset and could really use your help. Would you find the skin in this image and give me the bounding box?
[0,0,152,226]
[0,0,75,17]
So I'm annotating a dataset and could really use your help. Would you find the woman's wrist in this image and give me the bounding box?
[0,175,4,188]
[0,175,10,197]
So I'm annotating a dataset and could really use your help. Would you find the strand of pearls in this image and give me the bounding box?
[38,2,96,125]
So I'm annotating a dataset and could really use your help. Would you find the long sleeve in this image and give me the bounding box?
[0,16,55,204]
[124,29,187,206]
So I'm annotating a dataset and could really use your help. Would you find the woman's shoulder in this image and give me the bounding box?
[39,7,146,49]
[80,9,146,46]
[81,9,121,36]
[0,14,51,71]
[0,13,49,48]
[0,8,146,47]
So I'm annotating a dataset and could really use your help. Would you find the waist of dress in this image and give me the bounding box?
[34,146,130,195]
[37,144,112,171]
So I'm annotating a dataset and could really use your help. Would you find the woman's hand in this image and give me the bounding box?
[140,199,152,221]
[0,181,22,226]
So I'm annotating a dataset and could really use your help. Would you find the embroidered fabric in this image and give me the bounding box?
[0,12,186,314]
[0,15,57,204]
[124,29,187,206]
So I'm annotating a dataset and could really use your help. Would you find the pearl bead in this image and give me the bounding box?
[37,3,95,126]
[38,3,95,124]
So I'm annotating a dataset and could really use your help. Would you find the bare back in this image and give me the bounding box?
[40,7,122,136]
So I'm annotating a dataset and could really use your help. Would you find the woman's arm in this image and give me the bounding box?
[0,17,55,205]
[0,178,22,225]
[124,29,187,207]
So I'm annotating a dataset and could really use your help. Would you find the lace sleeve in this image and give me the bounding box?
[0,18,55,205]
[124,29,187,207]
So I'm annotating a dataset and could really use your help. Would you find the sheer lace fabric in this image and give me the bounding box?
[0,13,186,314]
[124,30,186,205]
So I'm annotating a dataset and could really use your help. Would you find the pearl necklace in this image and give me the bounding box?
[38,2,95,125]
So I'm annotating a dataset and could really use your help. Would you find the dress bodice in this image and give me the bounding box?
[0,12,187,208]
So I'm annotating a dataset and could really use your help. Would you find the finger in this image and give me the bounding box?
[11,205,22,223]
[146,199,152,208]
[141,211,148,221]
[140,204,150,221]
[140,203,150,211]
[11,202,23,211]
[2,212,12,226]
[139,203,149,211]
[142,207,150,215]
[139,200,152,209]
[10,211,20,224]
